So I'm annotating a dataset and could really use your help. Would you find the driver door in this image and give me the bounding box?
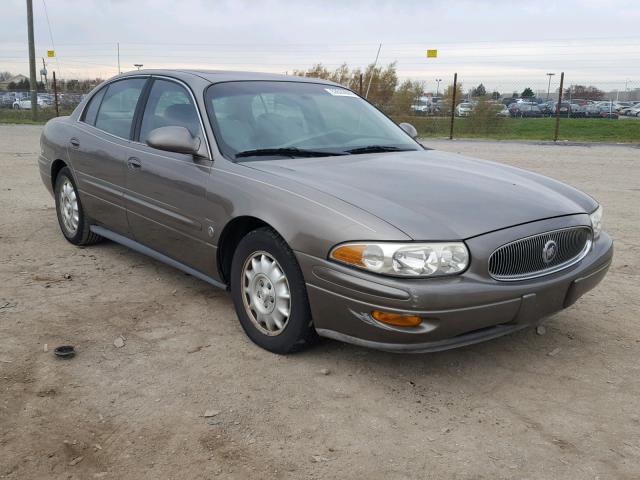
[123,77,215,274]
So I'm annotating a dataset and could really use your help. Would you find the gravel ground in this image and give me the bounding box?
[1,125,639,479]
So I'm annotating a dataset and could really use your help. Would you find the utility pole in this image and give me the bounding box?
[26,0,38,120]
[365,43,382,99]
[117,42,121,74]
[546,73,555,100]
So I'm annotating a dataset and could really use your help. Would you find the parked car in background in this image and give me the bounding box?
[12,97,49,110]
[538,101,555,116]
[455,102,473,117]
[37,69,613,354]
[496,105,510,117]
[585,103,619,119]
[0,93,15,108]
[553,102,575,117]
[568,103,587,118]
[509,103,542,118]
[625,104,640,117]
[612,101,633,112]
[620,103,640,116]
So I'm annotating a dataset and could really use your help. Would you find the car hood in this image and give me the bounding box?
[242,150,597,240]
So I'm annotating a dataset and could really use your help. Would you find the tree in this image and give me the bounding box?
[10,79,30,91]
[471,83,486,97]
[297,63,330,80]
[362,62,398,110]
[330,63,351,86]
[293,62,402,112]
[521,87,535,98]
[564,85,604,101]
[0,71,13,81]
[390,79,425,115]
[65,79,81,92]
[490,91,501,100]
[441,82,464,114]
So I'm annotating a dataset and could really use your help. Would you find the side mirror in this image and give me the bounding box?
[399,122,418,139]
[146,126,201,155]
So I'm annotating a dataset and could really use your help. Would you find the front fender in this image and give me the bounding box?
[207,160,410,260]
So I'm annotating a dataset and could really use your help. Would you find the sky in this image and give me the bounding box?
[1,0,639,94]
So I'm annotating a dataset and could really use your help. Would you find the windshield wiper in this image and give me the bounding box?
[344,145,416,154]
[235,147,345,159]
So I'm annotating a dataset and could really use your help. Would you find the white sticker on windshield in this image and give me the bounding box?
[324,88,358,97]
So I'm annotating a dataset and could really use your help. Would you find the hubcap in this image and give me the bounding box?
[59,178,79,235]
[241,251,291,336]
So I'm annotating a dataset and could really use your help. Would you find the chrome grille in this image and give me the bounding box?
[488,227,592,281]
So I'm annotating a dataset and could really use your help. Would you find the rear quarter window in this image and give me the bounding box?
[81,87,107,126]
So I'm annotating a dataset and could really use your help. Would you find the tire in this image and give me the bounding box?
[230,227,317,354]
[54,167,102,246]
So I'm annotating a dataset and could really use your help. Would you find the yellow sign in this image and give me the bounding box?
[426,49,438,58]
[47,50,55,58]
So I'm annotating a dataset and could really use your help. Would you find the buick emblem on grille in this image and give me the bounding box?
[542,239,558,264]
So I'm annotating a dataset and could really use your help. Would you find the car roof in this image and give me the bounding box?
[116,68,341,86]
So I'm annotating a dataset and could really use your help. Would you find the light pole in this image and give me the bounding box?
[435,78,442,98]
[546,73,555,101]
[134,64,143,70]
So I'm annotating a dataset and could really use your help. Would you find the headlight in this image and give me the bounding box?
[330,242,469,277]
[590,205,603,239]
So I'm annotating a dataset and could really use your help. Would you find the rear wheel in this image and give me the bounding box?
[54,167,102,246]
[230,227,317,354]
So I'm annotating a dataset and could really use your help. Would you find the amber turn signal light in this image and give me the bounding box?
[331,244,366,267]
[371,310,423,327]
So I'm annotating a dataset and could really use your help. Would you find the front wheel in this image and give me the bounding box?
[230,227,317,354]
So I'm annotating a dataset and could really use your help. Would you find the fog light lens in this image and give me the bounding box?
[371,310,422,327]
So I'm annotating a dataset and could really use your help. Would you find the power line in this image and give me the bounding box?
[41,0,61,77]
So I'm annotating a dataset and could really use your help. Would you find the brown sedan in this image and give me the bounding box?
[39,70,612,354]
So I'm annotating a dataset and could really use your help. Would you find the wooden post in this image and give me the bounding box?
[449,73,457,140]
[553,72,565,142]
[359,73,363,96]
[53,71,59,117]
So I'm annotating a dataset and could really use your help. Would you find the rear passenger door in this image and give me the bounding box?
[68,77,149,235]
[123,77,215,274]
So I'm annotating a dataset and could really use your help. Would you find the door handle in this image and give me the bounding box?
[69,138,80,149]
[127,157,142,170]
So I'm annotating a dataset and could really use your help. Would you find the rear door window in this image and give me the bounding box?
[94,78,147,139]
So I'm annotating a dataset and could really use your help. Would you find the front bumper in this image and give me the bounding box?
[298,216,613,353]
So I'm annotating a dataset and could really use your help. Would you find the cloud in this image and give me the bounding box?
[0,0,638,90]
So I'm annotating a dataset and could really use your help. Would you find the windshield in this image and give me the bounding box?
[204,81,421,160]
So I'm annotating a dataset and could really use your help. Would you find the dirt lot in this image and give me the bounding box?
[1,125,639,479]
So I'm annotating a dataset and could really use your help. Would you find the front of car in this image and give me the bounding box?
[456,102,473,116]
[205,77,613,352]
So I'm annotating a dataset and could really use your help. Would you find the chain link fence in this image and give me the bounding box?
[1,71,638,142]
[392,75,640,143]
[0,77,98,122]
